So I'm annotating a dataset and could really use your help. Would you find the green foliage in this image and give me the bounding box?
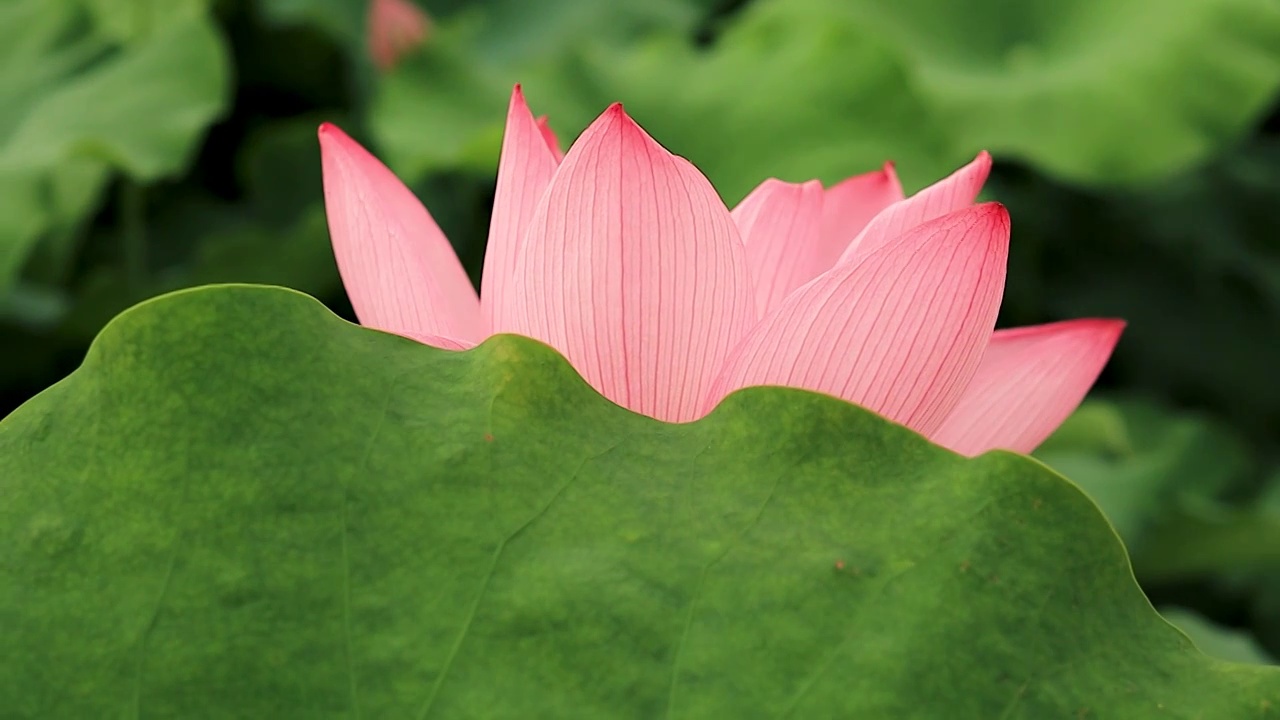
[996,138,1280,450]
[1035,398,1252,550]
[4,284,1277,717]
[1159,608,1277,665]
[0,0,230,298]
[257,0,367,47]
[837,0,1280,184]
[370,0,1280,198]
[61,117,342,337]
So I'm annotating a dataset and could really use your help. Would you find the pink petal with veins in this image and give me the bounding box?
[732,178,824,314]
[482,86,561,333]
[535,115,565,162]
[319,123,482,343]
[510,104,756,422]
[401,332,475,351]
[816,163,903,272]
[837,152,991,264]
[707,203,1009,435]
[932,319,1126,456]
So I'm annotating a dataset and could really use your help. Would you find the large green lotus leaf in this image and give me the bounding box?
[0,0,229,297]
[370,0,1280,200]
[3,285,1277,716]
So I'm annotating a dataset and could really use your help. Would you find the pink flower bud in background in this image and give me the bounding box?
[368,0,430,72]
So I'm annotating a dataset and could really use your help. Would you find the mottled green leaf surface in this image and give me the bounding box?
[2,285,1277,717]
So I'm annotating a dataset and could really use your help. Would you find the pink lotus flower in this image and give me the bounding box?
[367,0,430,72]
[318,86,1124,456]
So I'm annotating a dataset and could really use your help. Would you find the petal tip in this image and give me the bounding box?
[603,102,634,128]
[591,101,652,150]
[881,160,903,193]
[998,317,1126,342]
[760,177,812,193]
[973,151,994,179]
[317,123,365,159]
[933,315,1126,456]
[972,151,994,178]
[509,83,529,110]
[973,200,1010,225]
[317,122,344,142]
[1089,317,1128,345]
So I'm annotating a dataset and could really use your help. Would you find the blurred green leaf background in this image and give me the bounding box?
[2,0,1278,664]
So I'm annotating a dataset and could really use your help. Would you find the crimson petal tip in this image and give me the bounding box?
[974,201,1010,225]
[317,122,344,141]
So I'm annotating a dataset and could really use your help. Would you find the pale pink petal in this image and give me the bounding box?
[931,319,1126,456]
[510,104,756,423]
[706,203,1010,435]
[319,123,482,343]
[401,332,475,351]
[368,0,430,72]
[731,178,824,314]
[837,152,992,264]
[481,86,561,333]
[816,163,903,272]
[535,115,565,162]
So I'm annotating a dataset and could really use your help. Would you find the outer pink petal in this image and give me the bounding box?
[404,333,476,351]
[816,164,903,273]
[706,203,1010,435]
[931,319,1126,456]
[837,151,992,264]
[510,104,756,423]
[535,115,565,162]
[481,86,560,333]
[319,123,482,343]
[731,178,824,314]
